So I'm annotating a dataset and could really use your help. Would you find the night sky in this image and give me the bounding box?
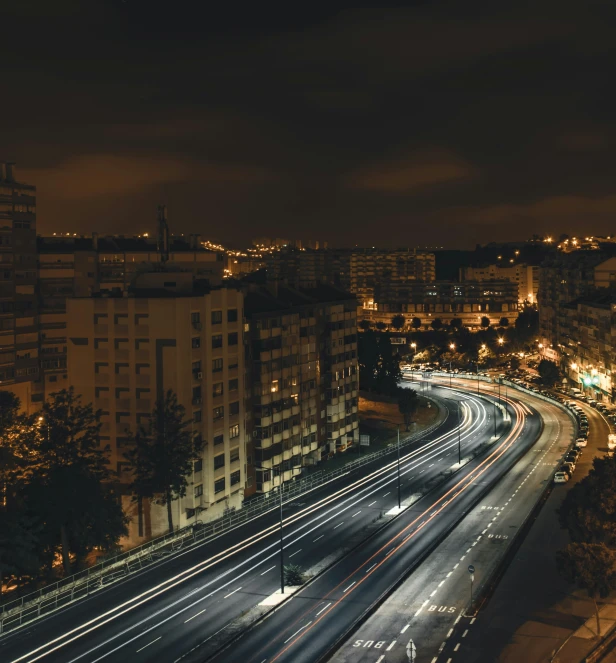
[3,1,615,248]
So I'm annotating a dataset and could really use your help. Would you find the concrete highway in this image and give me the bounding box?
[1,385,501,663]
[329,380,575,663]
[205,388,540,663]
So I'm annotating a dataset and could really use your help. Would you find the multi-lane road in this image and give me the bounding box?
[2,385,503,663]
[330,382,575,663]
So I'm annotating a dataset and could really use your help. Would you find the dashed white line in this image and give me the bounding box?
[343,581,357,593]
[447,571,453,578]
[352,511,362,518]
[284,621,313,644]
[430,590,437,597]
[316,602,331,616]
[260,565,276,576]
[334,522,344,529]
[368,501,377,507]
[383,492,391,496]
[454,643,461,651]
[386,640,397,651]
[447,628,453,637]
[136,637,161,653]
[470,617,476,624]
[453,563,459,570]
[313,535,324,543]
[463,629,469,637]
[224,587,242,598]
[184,609,206,623]
[466,548,471,553]
[376,657,385,663]
[366,563,377,573]
[289,549,302,558]
[438,580,445,587]
[401,624,409,634]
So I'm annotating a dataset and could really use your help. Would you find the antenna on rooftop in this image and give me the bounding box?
[157,205,169,263]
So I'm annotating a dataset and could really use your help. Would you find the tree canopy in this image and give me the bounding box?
[538,359,560,386]
[398,388,419,431]
[391,314,405,330]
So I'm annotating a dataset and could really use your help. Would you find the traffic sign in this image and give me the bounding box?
[468,564,475,574]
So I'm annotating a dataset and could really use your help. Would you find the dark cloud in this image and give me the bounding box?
[2,1,616,246]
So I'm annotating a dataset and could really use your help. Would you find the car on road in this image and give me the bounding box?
[575,437,588,448]
[554,471,570,483]
[565,452,580,464]
[562,461,576,475]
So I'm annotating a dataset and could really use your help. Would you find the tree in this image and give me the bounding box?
[359,329,380,392]
[556,543,616,636]
[431,318,443,331]
[559,456,616,545]
[538,358,560,386]
[480,316,490,329]
[0,502,39,596]
[284,564,305,586]
[499,317,509,327]
[376,321,387,331]
[398,388,419,431]
[359,319,372,331]
[19,388,127,574]
[515,305,539,343]
[376,334,402,396]
[391,314,405,330]
[510,356,521,371]
[449,318,462,330]
[125,390,202,534]
[411,317,422,330]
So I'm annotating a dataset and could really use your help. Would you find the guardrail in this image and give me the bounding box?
[0,398,447,636]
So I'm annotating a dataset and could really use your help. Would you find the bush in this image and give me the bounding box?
[284,564,305,586]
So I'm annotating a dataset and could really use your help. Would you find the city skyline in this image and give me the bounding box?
[3,1,616,247]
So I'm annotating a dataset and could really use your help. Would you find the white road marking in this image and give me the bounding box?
[366,563,377,573]
[470,617,476,624]
[446,571,453,578]
[376,657,385,663]
[386,640,397,651]
[352,511,362,518]
[453,563,459,570]
[430,590,437,597]
[334,522,344,529]
[184,609,206,623]
[289,549,302,558]
[368,501,377,507]
[260,566,276,576]
[401,624,409,633]
[313,535,324,543]
[463,629,469,637]
[384,492,391,496]
[447,628,453,637]
[343,581,357,593]
[438,580,445,587]
[136,637,161,653]
[454,643,461,651]
[284,621,312,644]
[466,548,471,553]
[315,602,331,616]
[223,587,242,598]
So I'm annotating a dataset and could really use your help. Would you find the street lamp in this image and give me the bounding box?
[449,343,455,388]
[497,337,504,346]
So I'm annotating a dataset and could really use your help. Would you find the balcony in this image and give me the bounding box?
[94,324,109,335]
[94,373,109,386]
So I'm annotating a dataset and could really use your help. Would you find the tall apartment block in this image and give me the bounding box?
[66,272,245,544]
[38,230,223,399]
[0,163,39,411]
[460,263,539,305]
[244,283,359,495]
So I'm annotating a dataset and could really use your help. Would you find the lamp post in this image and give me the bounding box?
[493,386,497,437]
[279,481,284,594]
[457,399,462,464]
[449,343,456,388]
[397,426,402,509]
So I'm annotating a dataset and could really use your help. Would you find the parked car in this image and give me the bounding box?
[554,471,570,483]
[575,438,588,448]
[589,400,598,408]
[562,462,576,475]
[565,452,580,464]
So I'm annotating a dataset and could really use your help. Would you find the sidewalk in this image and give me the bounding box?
[462,401,614,663]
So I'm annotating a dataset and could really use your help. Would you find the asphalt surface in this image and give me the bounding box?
[206,386,540,663]
[1,385,500,663]
[329,380,576,663]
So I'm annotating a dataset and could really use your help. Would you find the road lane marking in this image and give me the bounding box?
[315,602,331,616]
[352,511,362,518]
[368,501,377,507]
[283,621,312,644]
[454,642,461,651]
[401,624,409,633]
[463,629,469,637]
[453,563,459,569]
[366,563,377,573]
[446,571,453,577]
[136,637,161,653]
[261,566,276,575]
[430,590,437,597]
[313,535,324,543]
[470,617,476,624]
[334,522,344,529]
[343,581,357,593]
[386,640,396,651]
[223,587,242,598]
[447,628,453,637]
[383,492,391,496]
[289,549,302,558]
[438,580,445,587]
[376,657,385,663]
[184,609,206,623]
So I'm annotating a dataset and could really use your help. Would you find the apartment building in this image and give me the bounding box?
[0,162,40,411]
[350,248,436,310]
[556,292,616,403]
[265,248,352,290]
[367,280,519,328]
[38,232,223,399]
[538,251,614,362]
[244,283,359,495]
[66,272,246,544]
[460,263,539,305]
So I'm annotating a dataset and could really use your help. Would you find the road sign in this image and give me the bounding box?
[468,564,475,574]
[406,638,417,662]
[360,434,370,447]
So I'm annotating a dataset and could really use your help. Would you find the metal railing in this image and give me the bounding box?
[0,399,447,636]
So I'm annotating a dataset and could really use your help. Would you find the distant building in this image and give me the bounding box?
[0,162,40,411]
[66,272,246,544]
[244,283,359,495]
[460,263,538,305]
[368,280,519,328]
